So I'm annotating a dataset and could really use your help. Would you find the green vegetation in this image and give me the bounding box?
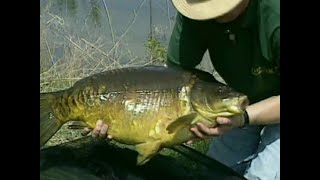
[145,36,167,64]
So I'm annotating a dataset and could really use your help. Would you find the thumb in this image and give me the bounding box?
[216,117,232,125]
[81,127,93,136]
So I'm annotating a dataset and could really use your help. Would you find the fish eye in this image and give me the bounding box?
[218,87,223,93]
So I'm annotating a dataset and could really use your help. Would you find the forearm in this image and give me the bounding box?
[246,95,280,125]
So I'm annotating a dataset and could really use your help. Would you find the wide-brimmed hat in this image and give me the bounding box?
[172,0,243,20]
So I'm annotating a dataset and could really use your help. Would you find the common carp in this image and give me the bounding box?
[40,65,249,165]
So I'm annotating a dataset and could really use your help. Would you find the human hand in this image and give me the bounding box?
[187,115,244,144]
[81,120,112,140]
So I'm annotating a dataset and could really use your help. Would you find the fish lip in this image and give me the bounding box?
[224,96,249,114]
[227,105,243,114]
[239,96,249,109]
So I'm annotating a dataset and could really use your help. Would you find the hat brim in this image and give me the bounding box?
[172,0,243,20]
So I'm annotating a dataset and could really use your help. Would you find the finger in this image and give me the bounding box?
[92,120,103,137]
[107,135,112,140]
[99,124,109,138]
[195,123,229,136]
[216,117,232,125]
[81,131,89,136]
[186,138,195,145]
[81,127,91,136]
[96,119,104,127]
[186,137,200,145]
[190,127,205,139]
[196,123,214,136]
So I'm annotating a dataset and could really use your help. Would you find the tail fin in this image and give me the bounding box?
[40,92,63,147]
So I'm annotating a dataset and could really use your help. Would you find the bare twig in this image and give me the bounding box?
[64,35,96,66]
[47,12,64,26]
[107,0,145,56]
[41,0,167,93]
[86,0,146,74]
[102,0,116,58]
[150,0,153,38]
[166,0,171,30]
[45,39,54,65]
[81,38,109,58]
[80,38,121,70]
[81,5,93,33]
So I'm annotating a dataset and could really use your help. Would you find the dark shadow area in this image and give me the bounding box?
[40,137,246,180]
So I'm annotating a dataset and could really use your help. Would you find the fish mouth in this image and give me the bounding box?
[239,95,249,109]
[227,105,243,114]
[226,96,249,114]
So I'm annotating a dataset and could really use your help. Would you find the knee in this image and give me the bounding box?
[244,139,280,180]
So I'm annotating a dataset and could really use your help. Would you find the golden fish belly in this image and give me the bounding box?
[72,86,194,145]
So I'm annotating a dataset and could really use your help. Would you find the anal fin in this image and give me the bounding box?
[166,113,198,134]
[135,140,162,165]
[165,113,215,146]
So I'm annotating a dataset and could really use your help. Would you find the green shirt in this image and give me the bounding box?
[167,0,280,103]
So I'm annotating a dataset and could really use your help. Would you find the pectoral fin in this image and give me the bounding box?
[135,141,162,165]
[166,113,198,134]
[165,113,215,146]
